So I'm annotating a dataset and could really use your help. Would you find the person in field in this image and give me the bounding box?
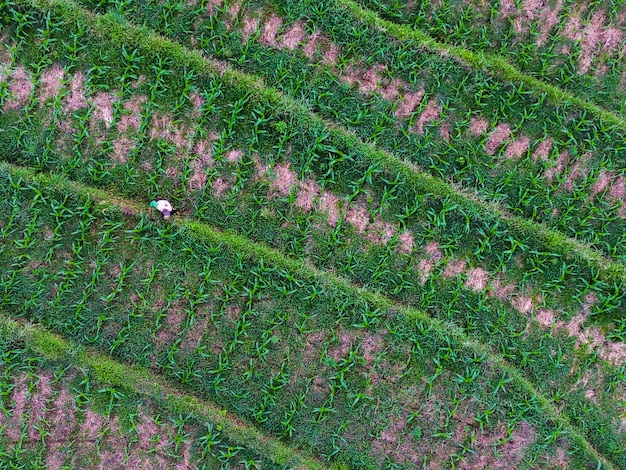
[150,199,174,220]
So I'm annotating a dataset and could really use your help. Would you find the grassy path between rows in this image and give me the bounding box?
[2,160,615,468]
[21,0,626,294]
[338,0,626,131]
[0,312,329,470]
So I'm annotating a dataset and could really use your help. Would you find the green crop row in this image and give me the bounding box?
[65,0,626,263]
[1,0,625,326]
[0,161,621,468]
[0,315,316,469]
[354,0,626,115]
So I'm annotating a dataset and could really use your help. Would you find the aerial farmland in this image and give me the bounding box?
[0,0,625,468]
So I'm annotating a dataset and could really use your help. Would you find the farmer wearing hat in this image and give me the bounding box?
[150,199,174,220]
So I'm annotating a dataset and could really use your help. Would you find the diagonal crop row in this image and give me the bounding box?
[0,161,623,468]
[352,0,626,116]
[63,0,626,263]
[0,314,323,469]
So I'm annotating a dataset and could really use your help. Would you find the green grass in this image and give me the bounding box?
[61,0,626,263]
[0,0,625,467]
[353,0,626,115]
[0,314,323,469]
[0,161,622,468]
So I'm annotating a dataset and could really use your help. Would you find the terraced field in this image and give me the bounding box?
[0,0,625,468]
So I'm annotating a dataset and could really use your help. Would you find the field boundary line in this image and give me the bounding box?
[18,0,626,287]
[337,0,626,129]
[0,311,330,470]
[0,160,614,468]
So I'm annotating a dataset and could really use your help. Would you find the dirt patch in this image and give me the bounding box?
[591,170,613,196]
[270,162,297,195]
[259,14,282,46]
[531,138,553,161]
[535,308,555,327]
[205,0,223,15]
[561,152,591,192]
[394,89,425,119]
[345,204,370,233]
[112,137,134,164]
[485,123,511,155]
[537,0,564,46]
[302,31,321,58]
[439,122,450,141]
[379,78,402,102]
[414,99,440,134]
[38,64,65,102]
[504,135,530,159]
[63,72,88,112]
[469,115,489,135]
[328,329,357,362]
[443,259,467,278]
[117,95,146,133]
[318,192,341,226]
[544,150,568,182]
[224,148,243,163]
[465,267,489,291]
[425,242,443,261]
[398,231,415,254]
[322,41,340,65]
[4,66,33,111]
[28,373,53,440]
[47,388,76,470]
[417,258,435,284]
[6,374,29,442]
[241,16,260,41]
[344,64,385,94]
[304,330,325,363]
[366,219,396,245]
[295,179,319,212]
[279,21,305,49]
[512,295,533,314]
[90,92,117,128]
[212,177,230,197]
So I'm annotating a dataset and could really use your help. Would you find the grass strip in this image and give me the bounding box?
[0,312,330,470]
[1,159,615,468]
[338,0,626,131]
[20,0,626,295]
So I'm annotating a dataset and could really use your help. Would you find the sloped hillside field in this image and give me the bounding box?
[0,0,625,468]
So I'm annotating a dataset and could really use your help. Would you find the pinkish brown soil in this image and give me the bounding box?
[345,205,370,233]
[259,14,282,46]
[544,150,568,182]
[469,115,490,135]
[465,267,489,291]
[414,99,441,134]
[485,123,511,155]
[28,373,53,440]
[38,64,65,102]
[504,135,530,159]
[6,374,30,442]
[532,138,553,161]
[112,137,134,164]
[318,192,341,226]
[4,66,33,111]
[398,231,415,254]
[279,22,305,49]
[443,259,467,278]
[395,89,425,119]
[63,72,88,112]
[295,179,320,212]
